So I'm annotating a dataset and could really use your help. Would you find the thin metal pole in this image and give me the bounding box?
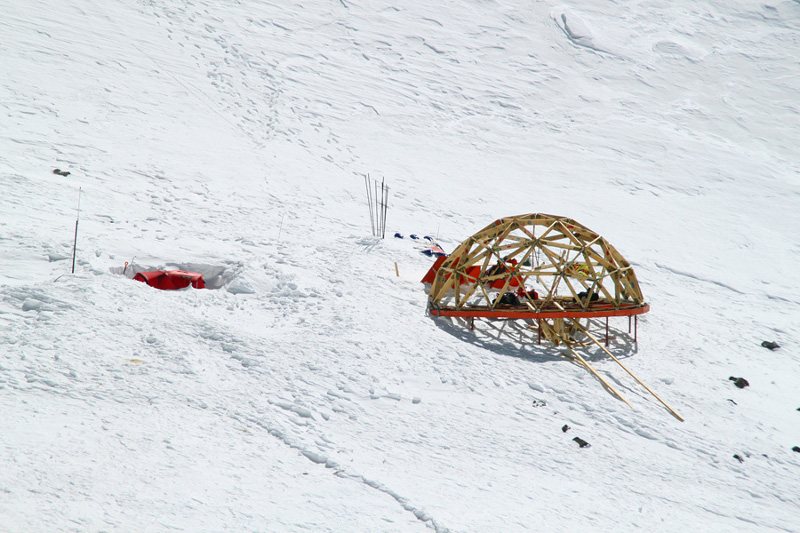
[71,187,82,274]
[374,178,379,236]
[377,179,383,237]
[381,180,389,238]
[381,181,389,238]
[364,175,375,236]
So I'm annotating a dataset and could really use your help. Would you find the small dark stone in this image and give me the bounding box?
[729,377,749,389]
[573,437,590,448]
[52,168,71,176]
[761,341,780,350]
[562,424,570,433]
[727,399,738,405]
[733,454,744,463]
[793,446,800,454]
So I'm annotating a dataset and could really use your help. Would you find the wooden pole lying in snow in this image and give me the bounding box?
[564,343,634,408]
[575,323,684,422]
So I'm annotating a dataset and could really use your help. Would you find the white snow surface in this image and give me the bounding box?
[2,0,800,531]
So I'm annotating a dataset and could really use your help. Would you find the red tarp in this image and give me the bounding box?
[134,270,205,290]
[420,256,522,289]
[421,255,448,284]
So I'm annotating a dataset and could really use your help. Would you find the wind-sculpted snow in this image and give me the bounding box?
[1,0,799,531]
[552,6,619,57]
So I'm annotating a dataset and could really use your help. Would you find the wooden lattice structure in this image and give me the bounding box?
[425,213,683,420]
[427,213,649,338]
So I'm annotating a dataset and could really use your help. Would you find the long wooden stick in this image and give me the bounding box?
[564,344,634,408]
[576,324,684,422]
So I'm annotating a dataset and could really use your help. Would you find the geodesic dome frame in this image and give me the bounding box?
[424,214,686,420]
[426,213,649,343]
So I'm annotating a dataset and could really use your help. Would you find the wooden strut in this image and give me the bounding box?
[574,323,684,422]
[564,343,634,408]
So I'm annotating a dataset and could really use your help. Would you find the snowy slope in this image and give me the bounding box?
[1,0,799,531]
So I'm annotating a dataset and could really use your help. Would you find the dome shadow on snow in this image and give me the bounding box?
[430,314,639,365]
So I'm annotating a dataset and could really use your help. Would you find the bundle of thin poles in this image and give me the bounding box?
[364,174,389,238]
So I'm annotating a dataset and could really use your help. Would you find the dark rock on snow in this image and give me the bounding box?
[573,437,590,448]
[729,376,749,389]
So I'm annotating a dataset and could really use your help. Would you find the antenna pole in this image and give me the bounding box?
[71,187,82,274]
[364,174,375,236]
[381,179,389,238]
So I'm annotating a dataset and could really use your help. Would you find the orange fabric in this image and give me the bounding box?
[420,256,522,288]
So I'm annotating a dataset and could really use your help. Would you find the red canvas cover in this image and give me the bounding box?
[420,255,448,284]
[134,270,205,290]
[420,256,521,288]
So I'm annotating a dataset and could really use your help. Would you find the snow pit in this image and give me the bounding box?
[110,262,240,290]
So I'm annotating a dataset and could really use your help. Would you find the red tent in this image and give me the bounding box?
[134,270,205,290]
